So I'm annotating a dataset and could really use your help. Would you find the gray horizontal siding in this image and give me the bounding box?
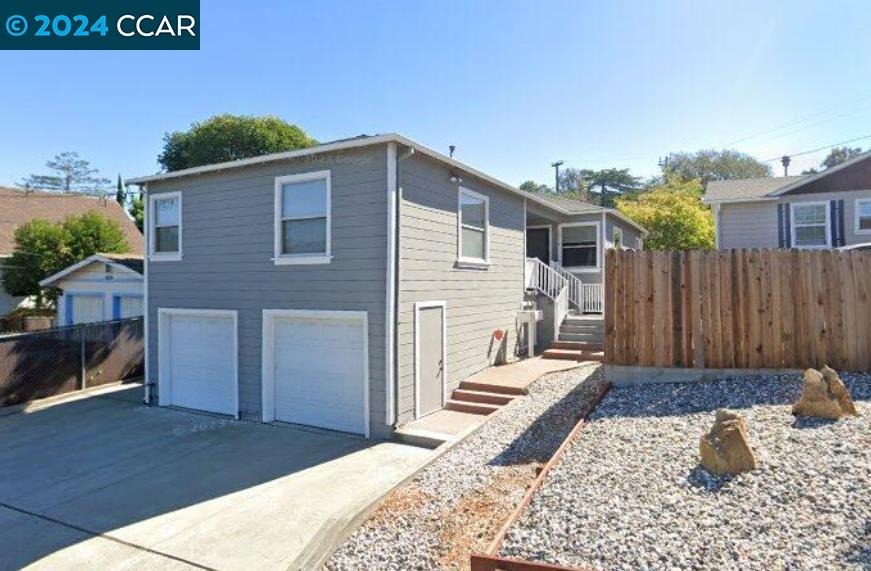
[146,145,390,438]
[718,201,779,249]
[395,154,525,425]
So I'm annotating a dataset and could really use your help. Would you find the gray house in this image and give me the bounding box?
[128,134,644,439]
[704,150,871,249]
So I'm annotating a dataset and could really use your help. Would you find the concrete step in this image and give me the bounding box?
[563,317,604,326]
[459,380,526,396]
[451,389,515,406]
[551,340,604,351]
[542,348,604,362]
[444,399,501,416]
[559,332,603,343]
[560,324,604,334]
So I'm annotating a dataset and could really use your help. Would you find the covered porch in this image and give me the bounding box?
[524,199,610,315]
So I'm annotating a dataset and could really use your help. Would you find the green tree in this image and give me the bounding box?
[663,149,771,183]
[580,168,641,207]
[115,174,127,206]
[20,152,111,194]
[821,146,862,170]
[615,174,714,250]
[159,114,317,172]
[519,180,551,193]
[129,194,144,232]
[2,213,129,308]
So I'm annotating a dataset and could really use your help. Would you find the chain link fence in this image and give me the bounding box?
[0,317,144,408]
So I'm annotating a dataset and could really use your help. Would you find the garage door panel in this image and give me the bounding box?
[164,313,236,416]
[270,314,366,435]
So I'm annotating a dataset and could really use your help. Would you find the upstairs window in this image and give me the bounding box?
[561,223,599,269]
[791,202,829,248]
[149,192,181,260]
[457,188,489,264]
[274,171,331,265]
[856,199,871,234]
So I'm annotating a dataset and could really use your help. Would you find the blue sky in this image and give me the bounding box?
[0,0,869,189]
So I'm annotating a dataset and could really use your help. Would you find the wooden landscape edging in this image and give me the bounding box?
[604,248,871,371]
[469,380,611,571]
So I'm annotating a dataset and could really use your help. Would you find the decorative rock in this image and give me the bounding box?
[820,365,858,416]
[793,367,857,419]
[699,409,757,475]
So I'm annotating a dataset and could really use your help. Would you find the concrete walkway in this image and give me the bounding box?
[0,386,432,571]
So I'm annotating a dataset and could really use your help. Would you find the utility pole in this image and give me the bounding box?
[781,155,791,176]
[551,160,564,193]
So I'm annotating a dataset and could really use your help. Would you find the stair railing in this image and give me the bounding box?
[525,257,569,340]
[550,261,604,313]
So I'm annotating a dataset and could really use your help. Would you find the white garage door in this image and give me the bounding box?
[160,310,237,416]
[267,311,367,435]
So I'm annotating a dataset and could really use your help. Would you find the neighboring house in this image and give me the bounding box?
[0,187,145,315]
[703,151,871,249]
[39,253,144,325]
[127,133,645,439]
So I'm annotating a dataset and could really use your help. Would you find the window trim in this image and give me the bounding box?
[855,198,871,235]
[456,187,490,268]
[273,170,332,266]
[790,200,831,249]
[559,221,601,272]
[148,191,182,262]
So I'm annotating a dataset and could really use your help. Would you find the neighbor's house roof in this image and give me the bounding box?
[0,187,144,257]
[39,253,144,288]
[703,147,871,204]
[127,133,647,235]
[703,176,805,203]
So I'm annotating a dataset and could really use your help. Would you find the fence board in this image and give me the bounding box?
[605,249,871,371]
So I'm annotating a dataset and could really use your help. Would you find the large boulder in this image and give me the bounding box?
[699,409,757,476]
[792,367,858,420]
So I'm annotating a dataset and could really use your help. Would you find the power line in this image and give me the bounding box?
[762,132,871,163]
[723,91,871,147]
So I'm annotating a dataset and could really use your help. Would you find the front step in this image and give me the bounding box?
[451,389,515,406]
[559,332,603,343]
[551,340,604,351]
[459,380,526,396]
[542,348,604,362]
[445,399,501,415]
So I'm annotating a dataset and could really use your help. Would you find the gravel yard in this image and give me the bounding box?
[326,363,606,571]
[501,373,871,571]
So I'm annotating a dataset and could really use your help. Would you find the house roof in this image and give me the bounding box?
[704,147,871,204]
[127,133,648,234]
[98,253,144,274]
[0,187,144,257]
[703,176,804,203]
[39,253,144,288]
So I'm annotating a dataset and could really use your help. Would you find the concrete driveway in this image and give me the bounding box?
[0,385,432,571]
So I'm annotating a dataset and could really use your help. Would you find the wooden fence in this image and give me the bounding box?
[604,249,871,371]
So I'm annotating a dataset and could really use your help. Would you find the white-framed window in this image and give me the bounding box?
[457,187,489,267]
[612,227,624,249]
[560,222,600,270]
[149,192,182,261]
[790,201,830,249]
[855,198,871,235]
[273,170,331,265]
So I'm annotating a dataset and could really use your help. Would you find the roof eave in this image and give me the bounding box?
[126,133,571,219]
